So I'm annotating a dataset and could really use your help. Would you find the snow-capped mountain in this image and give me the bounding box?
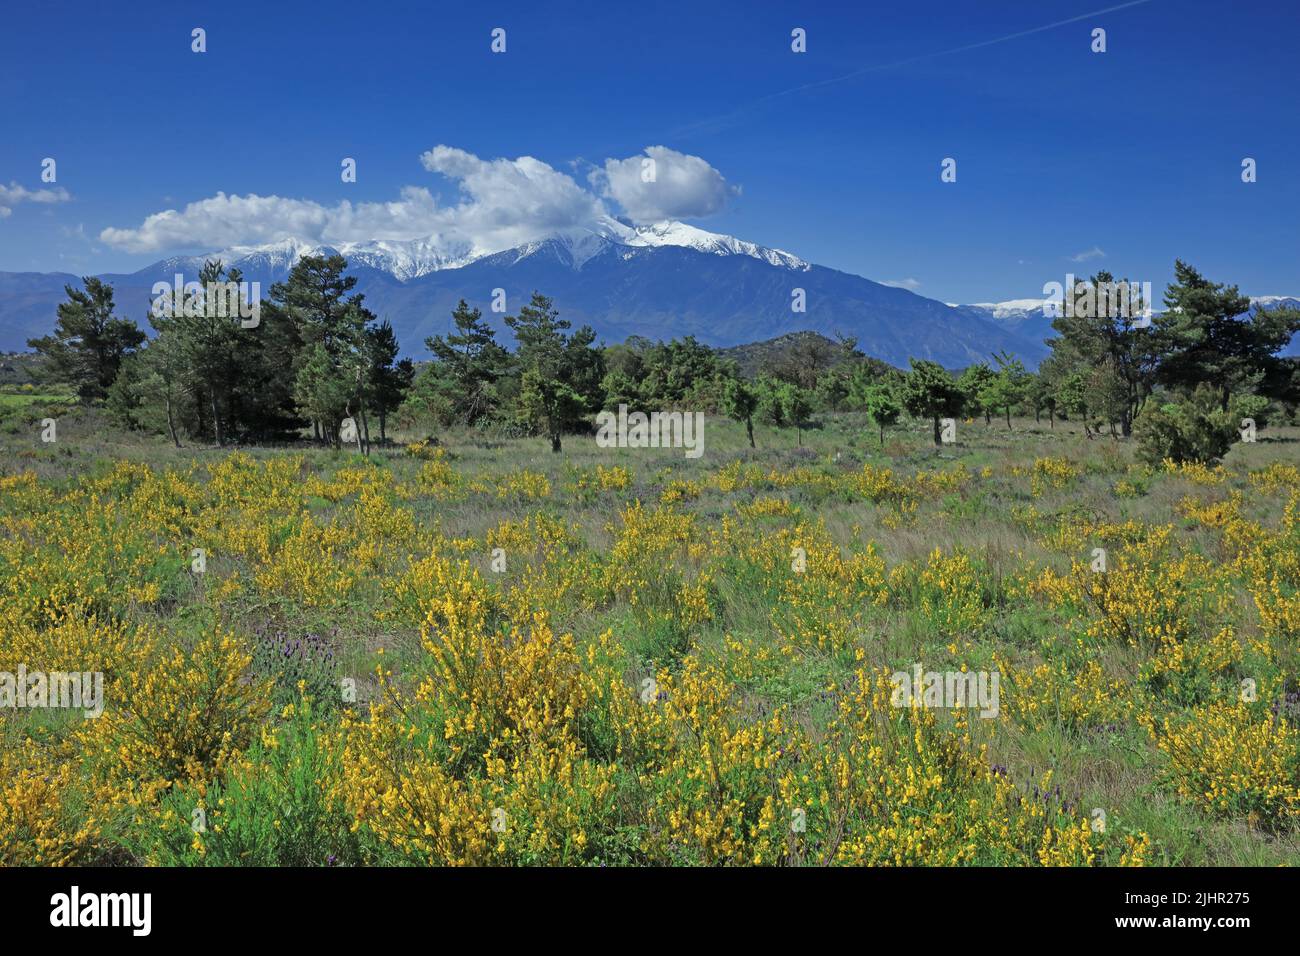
[1250,296,1300,311]
[954,295,1300,354]
[154,217,811,282]
[954,298,1062,322]
[617,220,810,270]
[159,235,476,282]
[4,218,1294,367]
[157,237,321,276]
[959,294,1300,321]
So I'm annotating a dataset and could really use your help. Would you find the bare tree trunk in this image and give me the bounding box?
[211,394,224,447]
[165,394,181,448]
[196,392,207,439]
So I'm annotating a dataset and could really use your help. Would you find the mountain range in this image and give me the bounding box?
[952,295,1300,360]
[1,217,1295,368]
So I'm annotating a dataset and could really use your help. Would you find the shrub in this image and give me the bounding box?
[1134,386,1238,465]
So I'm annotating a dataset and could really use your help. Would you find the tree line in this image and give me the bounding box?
[32,256,411,451]
[27,253,1300,463]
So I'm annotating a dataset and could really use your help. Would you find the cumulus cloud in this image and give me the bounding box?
[100,193,334,253]
[0,181,71,218]
[1068,245,1106,263]
[417,146,605,249]
[590,146,738,223]
[100,145,737,253]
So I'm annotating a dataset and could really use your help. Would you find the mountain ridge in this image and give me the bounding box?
[4,220,1294,366]
[954,295,1300,357]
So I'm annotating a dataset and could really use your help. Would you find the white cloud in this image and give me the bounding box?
[590,146,738,223]
[100,145,737,253]
[881,277,922,290]
[1068,245,1106,263]
[0,181,71,218]
[100,193,334,253]
[416,146,605,249]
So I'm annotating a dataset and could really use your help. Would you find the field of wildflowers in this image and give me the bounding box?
[2,412,1298,866]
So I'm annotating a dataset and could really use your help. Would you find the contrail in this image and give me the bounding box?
[670,0,1158,139]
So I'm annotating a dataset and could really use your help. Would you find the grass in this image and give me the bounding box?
[2,404,1299,865]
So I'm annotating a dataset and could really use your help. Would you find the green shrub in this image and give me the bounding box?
[1134,386,1238,465]
[127,699,364,866]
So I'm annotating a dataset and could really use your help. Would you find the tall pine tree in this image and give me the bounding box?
[29,277,145,401]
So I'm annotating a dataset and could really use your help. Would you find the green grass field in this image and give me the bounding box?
[2,406,1299,865]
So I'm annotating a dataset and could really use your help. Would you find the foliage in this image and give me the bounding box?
[901,359,964,445]
[28,277,145,402]
[1133,385,1241,465]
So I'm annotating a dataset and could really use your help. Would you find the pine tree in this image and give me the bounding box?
[1048,271,1160,436]
[860,382,901,445]
[981,351,1030,430]
[171,260,245,445]
[366,320,412,442]
[778,382,812,445]
[28,277,145,401]
[423,299,508,425]
[957,363,997,424]
[1158,260,1300,411]
[267,254,373,446]
[900,359,964,446]
[505,292,603,452]
[722,377,758,448]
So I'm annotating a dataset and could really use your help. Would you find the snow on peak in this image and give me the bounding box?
[177,218,812,280]
[161,236,322,272]
[960,294,1299,321]
[492,217,810,272]
[965,297,1060,318]
[623,221,810,270]
[336,236,477,279]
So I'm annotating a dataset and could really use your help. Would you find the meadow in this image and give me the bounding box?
[2,407,1299,866]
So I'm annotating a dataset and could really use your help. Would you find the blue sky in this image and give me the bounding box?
[1,0,1296,303]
